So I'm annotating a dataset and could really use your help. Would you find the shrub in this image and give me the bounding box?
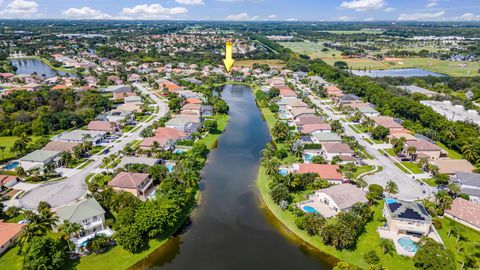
[363,250,380,265]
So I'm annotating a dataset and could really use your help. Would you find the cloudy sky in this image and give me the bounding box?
[1,0,480,21]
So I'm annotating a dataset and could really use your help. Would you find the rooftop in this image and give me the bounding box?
[316,184,367,210]
[57,198,105,224]
[445,198,480,229]
[385,199,432,223]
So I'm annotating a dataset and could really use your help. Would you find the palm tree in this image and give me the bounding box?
[356,178,368,190]
[435,190,453,212]
[385,180,398,196]
[447,183,461,197]
[43,162,55,174]
[461,143,478,162]
[59,220,82,253]
[406,146,417,160]
[417,158,428,171]
[263,158,280,176]
[15,166,27,178]
[428,164,440,176]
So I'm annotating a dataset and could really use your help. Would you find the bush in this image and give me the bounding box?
[432,219,442,230]
[363,250,380,265]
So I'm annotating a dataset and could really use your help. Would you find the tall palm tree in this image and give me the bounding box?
[59,220,82,253]
[385,180,398,196]
[461,143,478,162]
[406,146,417,159]
[60,151,72,167]
[356,178,368,190]
[444,127,456,141]
[0,145,6,160]
[263,158,280,176]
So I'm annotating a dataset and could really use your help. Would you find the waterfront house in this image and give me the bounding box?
[56,198,112,247]
[445,198,480,232]
[115,156,162,169]
[292,163,344,184]
[321,143,354,161]
[108,172,154,200]
[0,222,25,255]
[311,132,342,144]
[429,159,474,175]
[299,123,332,135]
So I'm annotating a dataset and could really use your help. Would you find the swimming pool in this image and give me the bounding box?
[303,153,314,162]
[166,163,174,172]
[398,237,418,253]
[279,168,289,176]
[174,149,186,154]
[385,198,397,204]
[3,161,19,170]
[302,206,319,214]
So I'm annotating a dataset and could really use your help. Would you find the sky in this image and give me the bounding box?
[1,0,480,22]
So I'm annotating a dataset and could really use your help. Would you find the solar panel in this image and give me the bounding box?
[398,208,425,221]
[388,202,401,212]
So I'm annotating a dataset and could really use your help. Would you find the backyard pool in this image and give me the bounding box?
[174,149,186,154]
[3,161,19,170]
[398,237,418,253]
[302,206,319,214]
[166,163,175,172]
[303,153,314,162]
[279,168,289,176]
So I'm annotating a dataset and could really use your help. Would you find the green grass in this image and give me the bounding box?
[401,162,424,174]
[423,178,437,187]
[256,166,416,270]
[384,148,397,157]
[260,108,277,130]
[437,142,463,159]
[436,217,480,268]
[394,162,410,174]
[77,159,93,169]
[198,114,230,149]
[352,165,375,179]
[0,136,41,162]
[75,239,167,270]
[348,125,362,134]
[0,246,22,270]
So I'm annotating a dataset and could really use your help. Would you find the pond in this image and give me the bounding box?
[351,68,444,78]
[10,58,74,78]
[132,84,334,270]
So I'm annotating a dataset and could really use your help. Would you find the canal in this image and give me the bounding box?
[133,84,333,269]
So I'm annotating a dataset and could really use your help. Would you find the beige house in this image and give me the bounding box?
[108,172,154,200]
[403,140,442,160]
[383,199,432,236]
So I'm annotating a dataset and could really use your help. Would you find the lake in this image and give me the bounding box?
[351,68,444,78]
[132,84,334,270]
[10,58,74,78]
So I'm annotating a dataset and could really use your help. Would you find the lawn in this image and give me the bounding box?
[394,162,410,174]
[384,148,397,157]
[198,114,230,149]
[401,162,424,174]
[352,165,375,180]
[260,108,277,130]
[435,217,480,268]
[437,142,463,159]
[256,166,416,270]
[0,136,42,162]
[0,246,22,270]
[423,178,436,187]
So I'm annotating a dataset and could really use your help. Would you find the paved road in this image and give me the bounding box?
[15,83,167,210]
[309,95,432,201]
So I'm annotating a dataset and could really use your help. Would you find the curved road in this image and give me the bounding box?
[15,83,167,210]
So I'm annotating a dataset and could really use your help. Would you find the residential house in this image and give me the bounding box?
[113,91,136,101]
[56,198,112,247]
[358,106,380,117]
[0,175,18,188]
[338,94,361,104]
[403,140,442,160]
[371,116,405,132]
[87,120,119,133]
[124,96,142,104]
[325,85,343,98]
[290,107,316,120]
[298,184,367,218]
[181,103,202,116]
[116,156,162,169]
[279,88,297,99]
[450,172,480,202]
[0,222,25,255]
[19,150,61,171]
[102,85,131,93]
[201,105,214,117]
[101,110,133,124]
[42,141,81,154]
[108,172,154,200]
[127,74,141,83]
[430,159,474,175]
[444,198,480,232]
[107,75,123,85]
[292,163,344,184]
[140,127,188,150]
[321,143,354,161]
[54,130,107,145]
[311,132,343,144]
[165,115,201,133]
[299,123,332,135]
[185,98,202,105]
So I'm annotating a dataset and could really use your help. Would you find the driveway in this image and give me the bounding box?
[15,83,168,210]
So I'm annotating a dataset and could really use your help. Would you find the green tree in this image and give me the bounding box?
[270,183,290,204]
[115,224,146,253]
[367,184,384,202]
[333,262,357,270]
[385,180,398,196]
[22,236,68,270]
[413,237,456,270]
[371,126,389,141]
[363,250,380,265]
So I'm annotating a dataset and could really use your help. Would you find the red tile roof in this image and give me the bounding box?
[0,222,24,248]
[297,164,343,180]
[301,123,332,134]
[154,127,186,140]
[108,172,149,189]
[445,198,480,230]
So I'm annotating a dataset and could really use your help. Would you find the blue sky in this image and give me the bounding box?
[1,0,480,21]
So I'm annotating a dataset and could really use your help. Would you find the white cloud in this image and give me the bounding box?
[340,0,384,11]
[384,7,395,12]
[0,0,39,17]
[454,13,480,21]
[225,12,258,21]
[338,16,355,21]
[398,11,445,21]
[175,0,204,5]
[63,7,112,19]
[121,4,188,19]
[364,17,375,21]
[286,18,298,21]
[426,0,438,8]
[267,14,277,19]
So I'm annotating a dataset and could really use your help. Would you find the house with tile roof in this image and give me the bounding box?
[108,172,154,200]
[0,222,25,255]
[19,150,62,171]
[403,140,442,160]
[445,198,480,232]
[292,163,344,184]
[321,143,354,161]
[42,141,81,153]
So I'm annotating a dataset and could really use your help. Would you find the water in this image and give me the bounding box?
[133,84,334,270]
[398,237,418,253]
[10,59,74,78]
[351,68,444,78]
